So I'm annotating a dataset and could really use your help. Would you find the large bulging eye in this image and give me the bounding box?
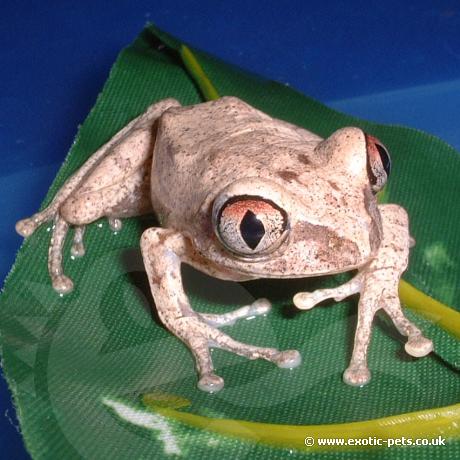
[215,196,289,257]
[365,134,391,192]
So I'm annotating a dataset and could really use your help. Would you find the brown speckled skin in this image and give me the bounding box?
[16,96,433,392]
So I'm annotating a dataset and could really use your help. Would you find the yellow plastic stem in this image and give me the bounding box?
[149,402,460,452]
[180,45,220,101]
[399,279,460,339]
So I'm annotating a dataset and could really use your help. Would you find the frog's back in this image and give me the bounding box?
[150,96,323,228]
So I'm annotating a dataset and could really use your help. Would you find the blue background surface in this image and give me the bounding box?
[1,1,459,457]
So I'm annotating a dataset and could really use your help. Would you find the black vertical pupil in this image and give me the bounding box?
[376,143,391,176]
[240,210,265,249]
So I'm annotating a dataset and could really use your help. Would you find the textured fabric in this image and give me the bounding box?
[0,25,459,459]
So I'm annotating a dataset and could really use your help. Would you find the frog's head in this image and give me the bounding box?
[204,127,391,278]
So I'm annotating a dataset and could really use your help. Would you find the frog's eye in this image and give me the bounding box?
[365,134,391,193]
[215,196,289,257]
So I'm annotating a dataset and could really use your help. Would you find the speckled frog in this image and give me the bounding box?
[16,96,433,392]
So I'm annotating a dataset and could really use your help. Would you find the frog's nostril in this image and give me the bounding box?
[240,210,265,249]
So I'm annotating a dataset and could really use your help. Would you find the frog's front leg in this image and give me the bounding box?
[141,228,301,393]
[294,204,433,386]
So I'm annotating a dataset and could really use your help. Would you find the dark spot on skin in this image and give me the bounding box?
[297,153,311,165]
[389,242,402,253]
[149,270,162,285]
[327,180,340,191]
[278,170,299,182]
[156,231,171,246]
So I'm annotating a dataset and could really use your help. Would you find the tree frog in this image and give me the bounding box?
[16,96,433,392]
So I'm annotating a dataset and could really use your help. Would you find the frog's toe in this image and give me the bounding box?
[70,242,85,258]
[343,366,371,387]
[52,275,74,295]
[70,226,86,258]
[293,292,316,310]
[15,218,38,237]
[248,298,271,316]
[198,373,224,393]
[108,217,123,232]
[405,335,433,357]
[273,350,302,369]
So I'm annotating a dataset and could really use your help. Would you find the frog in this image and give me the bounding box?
[16,96,433,393]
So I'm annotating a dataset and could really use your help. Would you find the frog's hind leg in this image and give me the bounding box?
[16,99,181,294]
[15,98,180,238]
[141,228,301,393]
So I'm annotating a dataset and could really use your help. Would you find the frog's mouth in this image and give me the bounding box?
[205,238,365,281]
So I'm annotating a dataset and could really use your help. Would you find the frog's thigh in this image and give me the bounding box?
[140,228,301,393]
[60,155,152,226]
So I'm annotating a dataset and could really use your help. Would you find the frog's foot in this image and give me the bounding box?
[342,292,433,387]
[293,274,362,310]
[108,217,122,232]
[178,315,301,393]
[199,298,271,327]
[70,226,86,257]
